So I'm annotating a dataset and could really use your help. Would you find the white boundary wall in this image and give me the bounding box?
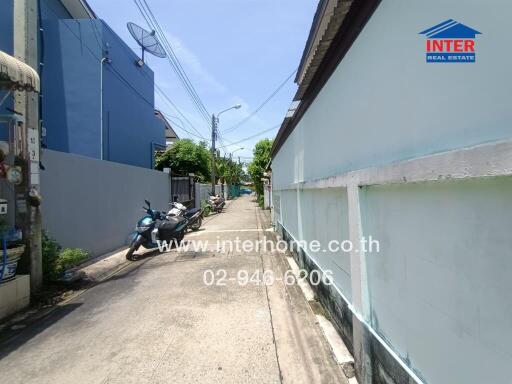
[271,1,512,383]
[41,150,171,256]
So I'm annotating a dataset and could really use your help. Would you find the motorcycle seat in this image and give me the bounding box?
[184,208,201,218]
[159,216,185,231]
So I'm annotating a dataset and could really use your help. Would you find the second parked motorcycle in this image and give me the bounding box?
[207,194,225,214]
[167,202,203,231]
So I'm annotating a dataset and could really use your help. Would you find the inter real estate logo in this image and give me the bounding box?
[419,19,481,63]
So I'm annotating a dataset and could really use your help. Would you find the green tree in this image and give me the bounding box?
[155,139,211,182]
[248,138,272,197]
[216,157,229,185]
[215,157,243,184]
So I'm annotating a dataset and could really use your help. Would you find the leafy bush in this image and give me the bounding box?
[201,200,211,217]
[42,232,62,282]
[258,195,264,208]
[42,232,89,282]
[57,248,89,271]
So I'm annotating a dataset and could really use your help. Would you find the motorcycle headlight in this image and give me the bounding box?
[137,226,151,232]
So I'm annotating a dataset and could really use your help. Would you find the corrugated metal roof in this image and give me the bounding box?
[296,0,353,99]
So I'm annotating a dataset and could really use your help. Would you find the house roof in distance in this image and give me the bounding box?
[155,110,179,140]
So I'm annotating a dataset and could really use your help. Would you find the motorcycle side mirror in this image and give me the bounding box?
[145,199,151,207]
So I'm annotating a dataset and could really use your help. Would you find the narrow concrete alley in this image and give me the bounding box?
[0,195,347,384]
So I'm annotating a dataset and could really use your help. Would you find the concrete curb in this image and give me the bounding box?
[78,247,131,283]
[258,207,358,383]
[286,253,357,381]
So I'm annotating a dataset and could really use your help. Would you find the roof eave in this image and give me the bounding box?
[60,0,97,19]
[271,0,381,158]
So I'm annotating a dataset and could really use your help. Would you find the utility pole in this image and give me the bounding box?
[227,153,233,199]
[14,0,42,292]
[211,113,217,195]
[211,104,241,195]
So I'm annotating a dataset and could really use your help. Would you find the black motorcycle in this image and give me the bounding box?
[126,200,189,260]
[167,202,204,231]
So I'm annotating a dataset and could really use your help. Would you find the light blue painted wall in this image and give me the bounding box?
[362,177,512,383]
[272,1,512,382]
[273,0,512,188]
[280,189,299,242]
[300,188,351,299]
[279,187,352,298]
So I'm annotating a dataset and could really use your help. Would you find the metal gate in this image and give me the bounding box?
[170,175,195,207]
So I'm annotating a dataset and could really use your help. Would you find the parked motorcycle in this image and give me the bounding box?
[207,194,225,214]
[126,200,189,260]
[167,202,203,231]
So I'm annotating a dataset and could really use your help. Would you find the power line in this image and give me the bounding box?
[216,129,243,155]
[216,131,229,157]
[139,0,209,120]
[154,84,207,140]
[219,124,280,148]
[222,68,297,134]
[134,0,208,122]
[159,110,210,142]
[44,1,210,147]
[133,0,211,127]
[103,15,208,141]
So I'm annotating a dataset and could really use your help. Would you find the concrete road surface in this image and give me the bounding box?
[0,195,347,384]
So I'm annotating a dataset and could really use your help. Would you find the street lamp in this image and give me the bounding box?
[211,104,242,194]
[230,147,244,157]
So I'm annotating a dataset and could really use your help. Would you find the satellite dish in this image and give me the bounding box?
[127,22,166,66]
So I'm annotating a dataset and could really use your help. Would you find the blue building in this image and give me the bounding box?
[0,1,15,135]
[1,0,166,169]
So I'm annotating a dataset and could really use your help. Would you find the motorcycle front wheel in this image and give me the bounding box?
[126,236,143,260]
[191,218,202,231]
[175,233,184,246]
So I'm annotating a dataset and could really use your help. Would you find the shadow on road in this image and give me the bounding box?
[0,302,82,360]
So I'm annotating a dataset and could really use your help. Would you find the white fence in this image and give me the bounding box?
[41,150,171,256]
[194,183,227,208]
[273,139,512,384]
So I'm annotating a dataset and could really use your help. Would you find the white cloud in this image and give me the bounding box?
[163,31,227,94]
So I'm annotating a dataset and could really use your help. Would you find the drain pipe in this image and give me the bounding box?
[100,57,110,160]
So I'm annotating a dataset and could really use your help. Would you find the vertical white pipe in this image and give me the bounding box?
[100,57,107,160]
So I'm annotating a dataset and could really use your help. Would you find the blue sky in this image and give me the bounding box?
[87,0,318,161]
